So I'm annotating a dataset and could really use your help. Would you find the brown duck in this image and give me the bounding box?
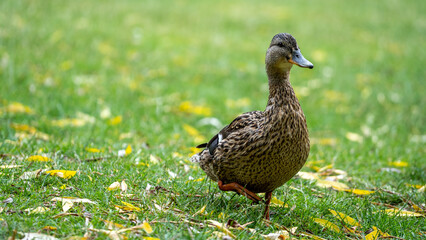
[191,33,313,219]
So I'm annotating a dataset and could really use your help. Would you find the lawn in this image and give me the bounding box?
[0,0,425,239]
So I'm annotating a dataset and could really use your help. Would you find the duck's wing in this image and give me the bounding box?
[196,111,263,155]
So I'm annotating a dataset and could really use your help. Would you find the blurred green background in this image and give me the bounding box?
[0,0,425,237]
[1,0,424,169]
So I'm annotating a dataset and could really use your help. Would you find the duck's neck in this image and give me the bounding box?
[265,67,300,111]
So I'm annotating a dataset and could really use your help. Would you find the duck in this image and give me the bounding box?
[190,33,313,219]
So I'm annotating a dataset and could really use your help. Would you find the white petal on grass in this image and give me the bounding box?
[100,107,112,119]
[120,180,128,192]
[198,117,222,129]
[3,197,13,204]
[25,206,50,214]
[20,169,47,180]
[51,197,97,204]
[117,149,126,157]
[297,171,319,180]
[108,182,121,191]
[62,201,74,212]
[21,232,59,240]
[0,164,24,169]
[345,132,363,143]
[168,170,177,178]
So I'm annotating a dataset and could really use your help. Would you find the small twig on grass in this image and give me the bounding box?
[371,202,399,209]
[380,236,406,240]
[263,219,301,237]
[0,153,12,159]
[83,156,112,162]
[379,188,426,211]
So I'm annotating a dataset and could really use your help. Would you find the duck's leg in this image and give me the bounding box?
[263,191,273,220]
[217,180,262,203]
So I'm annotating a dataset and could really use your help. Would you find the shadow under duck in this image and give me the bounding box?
[191,33,314,219]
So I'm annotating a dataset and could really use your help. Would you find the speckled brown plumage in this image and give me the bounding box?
[191,33,313,218]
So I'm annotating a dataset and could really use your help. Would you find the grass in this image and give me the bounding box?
[0,0,425,239]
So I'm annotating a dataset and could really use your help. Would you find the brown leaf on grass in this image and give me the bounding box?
[41,226,57,231]
[226,219,255,233]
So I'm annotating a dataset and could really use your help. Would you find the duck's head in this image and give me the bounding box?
[266,33,313,71]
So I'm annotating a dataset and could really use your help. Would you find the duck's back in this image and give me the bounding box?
[205,105,309,193]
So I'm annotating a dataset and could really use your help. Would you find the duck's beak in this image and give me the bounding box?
[289,49,314,69]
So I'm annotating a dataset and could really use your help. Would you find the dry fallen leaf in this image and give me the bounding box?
[46,170,77,179]
[178,101,211,117]
[108,182,121,191]
[149,155,161,164]
[343,189,375,195]
[328,209,360,226]
[380,209,424,217]
[316,179,349,190]
[51,197,97,205]
[100,219,125,230]
[313,218,340,233]
[296,171,319,180]
[86,147,102,153]
[25,206,51,214]
[207,220,236,239]
[270,197,289,208]
[2,102,35,114]
[405,183,424,189]
[388,161,409,167]
[365,226,390,240]
[182,124,205,143]
[108,115,122,125]
[20,169,46,180]
[193,205,207,216]
[0,164,23,169]
[345,132,363,143]
[62,201,74,212]
[115,201,141,212]
[27,155,52,162]
[41,226,57,231]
